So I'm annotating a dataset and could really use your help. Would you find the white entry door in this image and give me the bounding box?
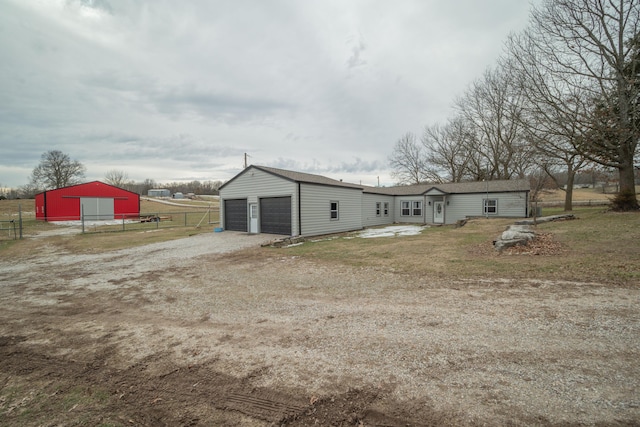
[434,201,444,224]
[249,203,258,233]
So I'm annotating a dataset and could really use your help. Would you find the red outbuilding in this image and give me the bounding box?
[35,181,140,221]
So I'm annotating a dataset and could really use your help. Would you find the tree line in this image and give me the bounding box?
[1,150,223,199]
[389,0,639,211]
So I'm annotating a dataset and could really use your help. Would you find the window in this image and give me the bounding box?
[383,202,389,216]
[483,199,497,215]
[401,201,411,216]
[376,202,381,217]
[402,200,422,216]
[412,201,422,216]
[330,201,339,220]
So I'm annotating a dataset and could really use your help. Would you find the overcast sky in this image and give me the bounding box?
[0,0,538,189]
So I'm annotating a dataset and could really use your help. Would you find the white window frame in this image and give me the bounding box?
[483,198,498,215]
[375,202,381,217]
[412,201,422,216]
[401,201,411,216]
[330,201,339,220]
[383,202,389,217]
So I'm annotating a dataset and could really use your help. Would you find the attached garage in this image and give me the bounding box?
[219,165,363,237]
[224,199,248,232]
[35,181,140,221]
[260,196,291,235]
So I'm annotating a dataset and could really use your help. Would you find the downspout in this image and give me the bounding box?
[443,195,447,224]
[423,195,427,224]
[297,182,302,236]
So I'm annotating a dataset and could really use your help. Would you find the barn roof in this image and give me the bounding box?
[34,180,139,196]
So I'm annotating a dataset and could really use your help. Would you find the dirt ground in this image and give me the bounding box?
[0,231,638,426]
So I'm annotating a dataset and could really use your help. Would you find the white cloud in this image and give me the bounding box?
[0,0,538,188]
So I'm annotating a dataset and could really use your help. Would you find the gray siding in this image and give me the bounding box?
[220,168,298,234]
[362,194,395,227]
[441,191,528,224]
[395,196,426,224]
[424,197,443,223]
[220,166,529,235]
[300,183,362,236]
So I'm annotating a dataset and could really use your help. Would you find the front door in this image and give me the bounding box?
[434,201,444,224]
[249,203,258,233]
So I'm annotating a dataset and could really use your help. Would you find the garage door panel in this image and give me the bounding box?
[260,197,291,235]
[224,199,247,232]
[81,197,114,220]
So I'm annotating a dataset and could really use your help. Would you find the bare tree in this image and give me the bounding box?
[455,67,535,180]
[528,167,552,224]
[504,32,594,212]
[388,133,435,185]
[104,169,130,188]
[525,0,640,210]
[422,117,476,182]
[30,150,85,190]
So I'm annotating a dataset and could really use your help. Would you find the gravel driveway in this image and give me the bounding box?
[0,231,638,426]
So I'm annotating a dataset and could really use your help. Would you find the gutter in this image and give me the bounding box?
[297,182,302,236]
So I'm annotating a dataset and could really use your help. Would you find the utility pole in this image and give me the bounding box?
[243,153,251,168]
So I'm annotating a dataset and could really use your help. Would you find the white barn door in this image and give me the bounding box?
[81,197,114,220]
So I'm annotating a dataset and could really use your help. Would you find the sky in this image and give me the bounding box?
[0,0,539,189]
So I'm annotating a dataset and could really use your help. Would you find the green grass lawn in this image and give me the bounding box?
[278,207,640,285]
[2,199,638,285]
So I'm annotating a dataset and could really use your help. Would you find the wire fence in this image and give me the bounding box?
[537,200,610,207]
[0,219,21,240]
[0,208,220,241]
[78,210,218,234]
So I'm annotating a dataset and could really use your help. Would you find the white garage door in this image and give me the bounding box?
[81,197,114,220]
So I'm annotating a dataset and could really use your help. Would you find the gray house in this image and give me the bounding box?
[219,165,530,236]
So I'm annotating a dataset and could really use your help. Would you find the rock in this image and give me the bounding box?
[494,225,536,252]
[500,225,536,241]
[494,238,527,251]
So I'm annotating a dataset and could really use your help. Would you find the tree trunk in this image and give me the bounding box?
[613,157,639,210]
[564,169,575,212]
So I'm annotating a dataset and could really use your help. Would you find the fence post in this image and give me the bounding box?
[81,205,85,233]
[156,213,159,229]
[122,214,125,232]
[18,204,23,239]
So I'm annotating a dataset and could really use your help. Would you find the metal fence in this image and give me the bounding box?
[0,208,219,241]
[78,210,218,234]
[0,219,21,240]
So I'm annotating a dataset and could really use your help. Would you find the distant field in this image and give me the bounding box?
[539,186,640,203]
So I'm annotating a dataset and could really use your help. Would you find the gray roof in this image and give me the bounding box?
[221,165,530,195]
[250,165,363,189]
[363,179,530,196]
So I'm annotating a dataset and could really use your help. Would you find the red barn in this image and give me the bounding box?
[35,181,140,221]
